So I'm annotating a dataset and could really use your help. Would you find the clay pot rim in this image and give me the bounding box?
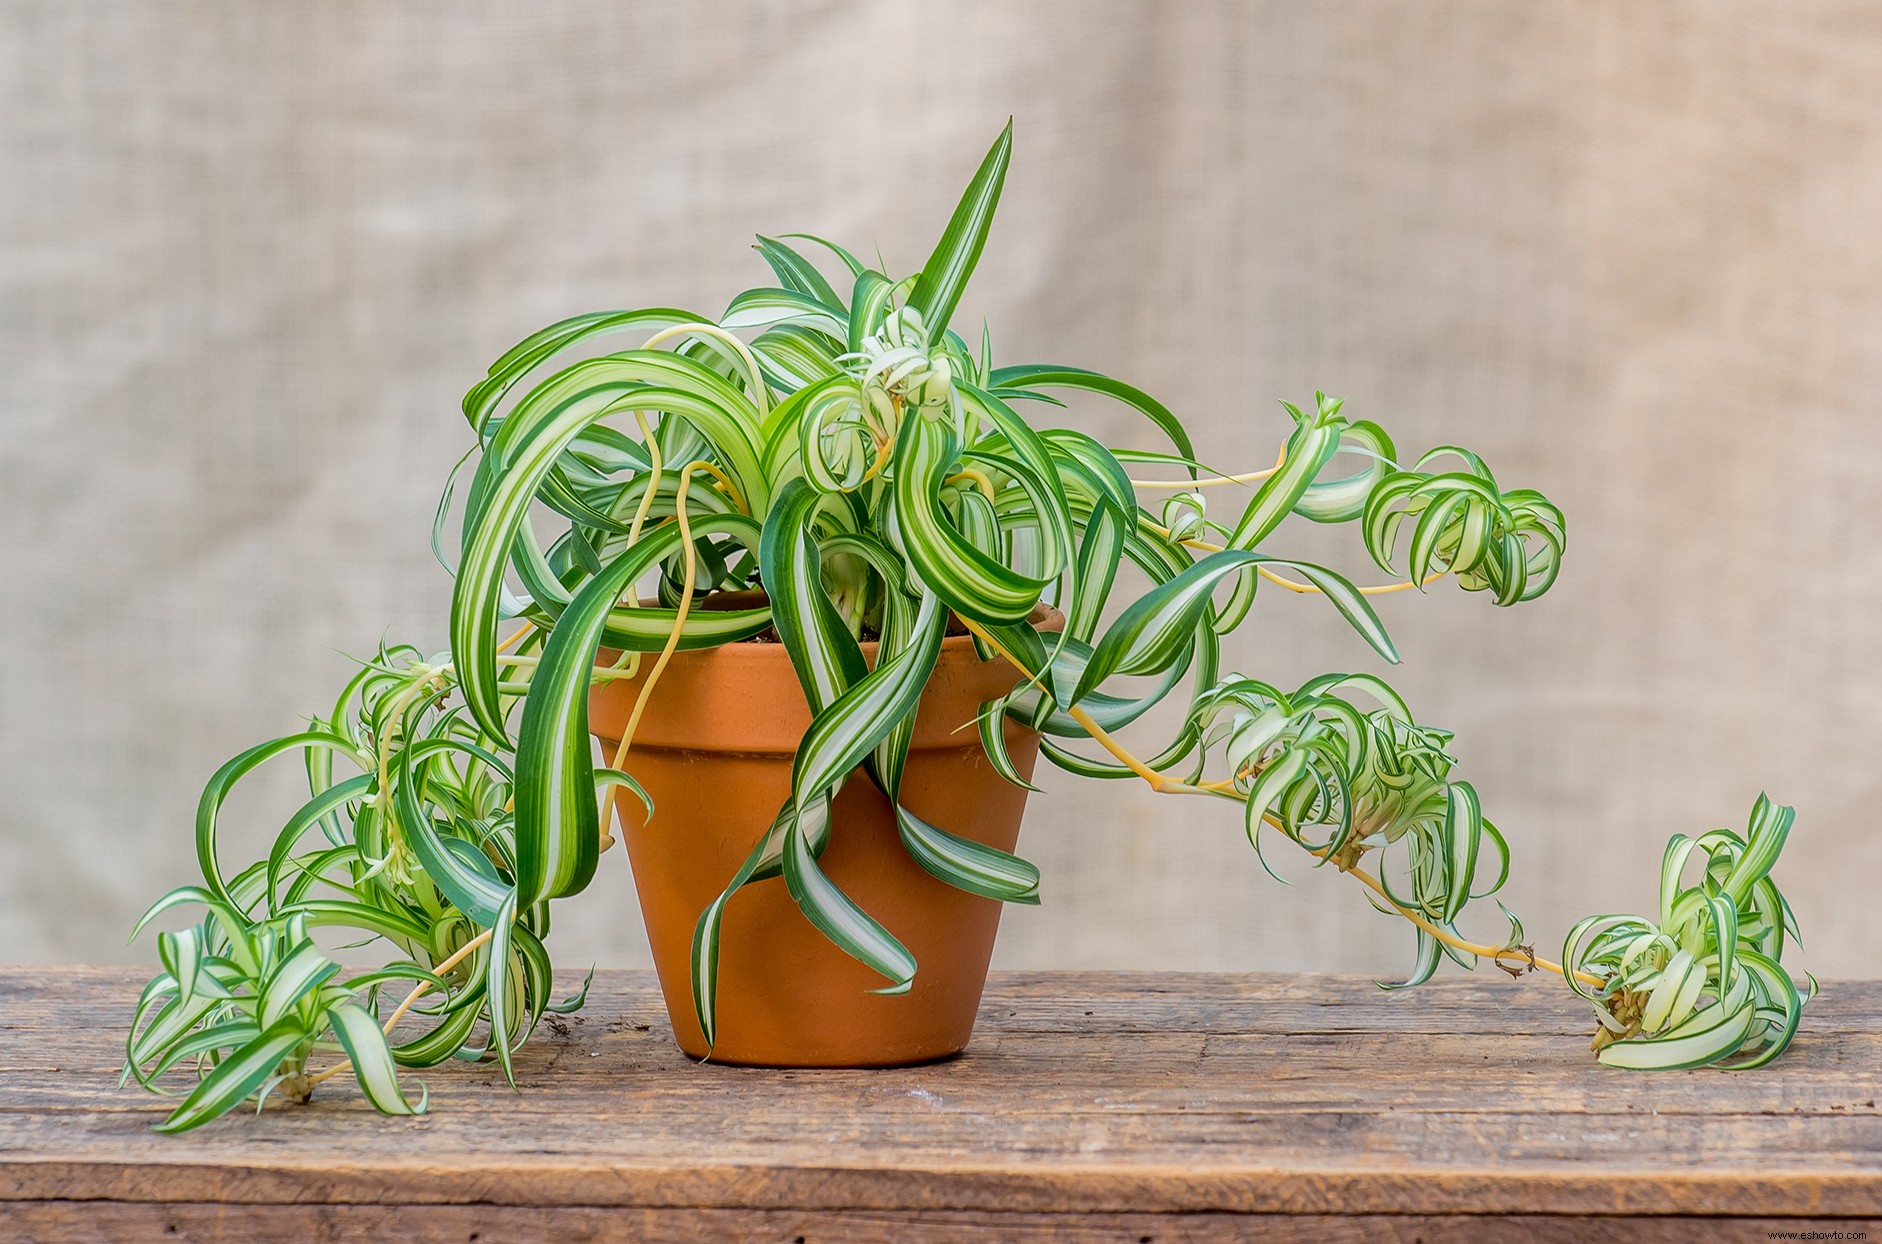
[634,594,1065,663]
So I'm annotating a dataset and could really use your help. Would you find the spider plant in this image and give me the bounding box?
[123,646,601,1131]
[127,122,1809,1131]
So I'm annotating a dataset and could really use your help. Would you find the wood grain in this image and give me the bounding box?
[3,968,1879,1239]
[4,1205,1881,1243]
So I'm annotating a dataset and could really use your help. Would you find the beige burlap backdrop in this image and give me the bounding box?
[3,2,1877,981]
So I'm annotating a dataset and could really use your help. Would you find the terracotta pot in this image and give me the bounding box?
[589,602,1057,1067]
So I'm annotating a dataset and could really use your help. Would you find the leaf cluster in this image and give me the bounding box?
[1564,796,1811,1069]
[126,645,594,1131]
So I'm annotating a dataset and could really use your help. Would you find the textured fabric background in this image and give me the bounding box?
[3,3,1877,982]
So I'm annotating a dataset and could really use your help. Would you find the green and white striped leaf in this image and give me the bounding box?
[390,996,484,1069]
[156,927,205,1011]
[1598,970,1758,1070]
[1439,782,1483,923]
[990,365,1195,462]
[753,235,844,308]
[791,591,945,803]
[452,352,766,739]
[847,269,900,354]
[394,742,512,928]
[792,375,877,493]
[907,121,1012,339]
[1723,949,1809,1070]
[283,899,436,948]
[594,767,653,822]
[962,382,1075,584]
[594,528,769,652]
[1074,550,1397,705]
[485,889,522,1087]
[857,612,1044,903]
[760,479,869,711]
[134,1020,262,1087]
[152,1017,308,1134]
[751,324,845,391]
[721,286,847,336]
[782,796,916,994]
[779,232,865,278]
[976,695,1042,791]
[1242,749,1312,847]
[126,991,226,1082]
[1067,498,1126,643]
[266,774,374,911]
[1293,420,1397,523]
[1226,396,1346,550]
[893,415,1048,623]
[511,535,655,909]
[329,1001,425,1116]
[1378,928,1443,992]
[689,806,798,1050]
[196,732,362,908]
[1723,793,1793,907]
[258,939,340,1029]
[462,307,702,435]
[896,807,1040,904]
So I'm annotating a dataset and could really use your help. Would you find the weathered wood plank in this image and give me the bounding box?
[13,967,1881,1034]
[4,1057,1878,1122]
[3,1204,1879,1244]
[2,968,1877,1225]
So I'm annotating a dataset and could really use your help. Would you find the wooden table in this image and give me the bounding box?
[2,968,1877,1241]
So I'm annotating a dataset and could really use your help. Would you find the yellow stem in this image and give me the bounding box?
[1130,465,1280,489]
[682,458,748,515]
[1257,565,1448,596]
[958,615,1600,988]
[1132,440,1438,595]
[603,410,670,684]
[1333,859,1601,987]
[944,466,999,504]
[1139,519,1445,596]
[1066,703,1215,796]
[604,461,707,846]
[496,653,641,682]
[627,410,664,549]
[373,670,436,813]
[1130,443,1287,490]
[957,618,1206,797]
[859,435,895,485]
[639,322,771,418]
[306,926,496,1088]
[625,410,664,548]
